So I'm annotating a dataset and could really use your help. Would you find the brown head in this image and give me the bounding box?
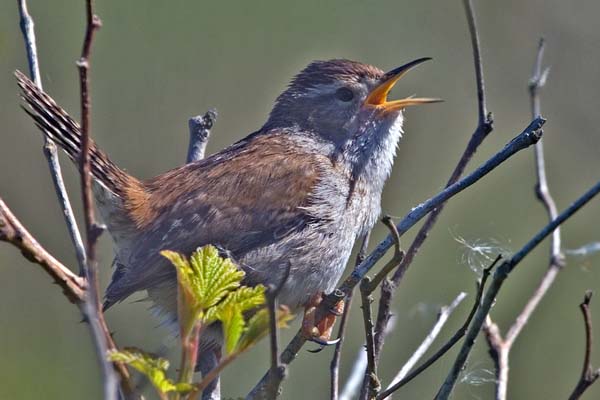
[264,58,441,147]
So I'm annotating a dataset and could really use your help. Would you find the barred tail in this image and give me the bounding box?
[16,70,130,197]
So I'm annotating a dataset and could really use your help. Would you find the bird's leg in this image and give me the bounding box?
[302,292,344,352]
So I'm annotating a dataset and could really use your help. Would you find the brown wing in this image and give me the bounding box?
[105,132,329,306]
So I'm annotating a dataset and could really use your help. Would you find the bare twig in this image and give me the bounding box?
[248,117,544,398]
[482,38,563,400]
[568,291,600,400]
[360,277,380,399]
[387,292,467,390]
[506,37,561,344]
[377,256,499,400]
[15,2,135,397]
[359,219,404,399]
[264,263,292,400]
[74,2,121,400]
[481,316,507,399]
[193,353,239,398]
[0,198,86,302]
[330,233,370,400]
[364,217,405,295]
[17,0,88,276]
[340,316,396,400]
[330,292,353,400]
[187,109,217,163]
[436,179,600,399]
[371,0,494,371]
[17,0,41,85]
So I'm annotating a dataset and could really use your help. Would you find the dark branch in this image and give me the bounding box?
[330,233,370,400]
[436,179,600,399]
[265,263,292,400]
[187,109,217,163]
[386,292,467,391]
[359,277,380,399]
[568,291,600,400]
[359,218,404,398]
[17,0,88,283]
[75,3,121,400]
[248,117,544,397]
[371,0,494,371]
[377,256,499,399]
[482,38,558,400]
[0,198,86,302]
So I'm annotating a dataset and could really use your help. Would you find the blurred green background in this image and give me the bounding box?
[1,1,599,399]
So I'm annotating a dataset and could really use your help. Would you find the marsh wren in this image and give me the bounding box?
[17,57,439,357]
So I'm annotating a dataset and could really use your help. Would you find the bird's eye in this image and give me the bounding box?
[335,87,354,102]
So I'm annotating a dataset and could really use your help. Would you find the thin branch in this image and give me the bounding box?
[17,0,41,87]
[387,292,467,390]
[15,2,135,397]
[330,233,370,400]
[359,219,404,399]
[187,109,217,163]
[360,277,380,399]
[75,2,120,400]
[377,256,499,400]
[193,353,239,398]
[371,0,494,372]
[463,0,488,124]
[506,37,561,344]
[481,316,508,400]
[330,292,353,400]
[264,263,292,400]
[336,117,542,302]
[364,217,405,294]
[247,117,544,398]
[436,179,600,399]
[568,291,600,400]
[17,0,88,278]
[0,198,86,302]
[340,317,396,400]
[482,39,560,400]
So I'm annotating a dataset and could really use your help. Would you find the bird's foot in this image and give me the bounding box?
[302,293,344,353]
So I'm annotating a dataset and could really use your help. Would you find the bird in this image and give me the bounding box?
[16,57,438,381]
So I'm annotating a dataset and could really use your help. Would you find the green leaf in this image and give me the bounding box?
[161,245,245,331]
[107,348,193,395]
[236,306,293,352]
[206,285,266,353]
[161,245,292,355]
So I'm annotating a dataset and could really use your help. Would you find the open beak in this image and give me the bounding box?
[365,57,442,112]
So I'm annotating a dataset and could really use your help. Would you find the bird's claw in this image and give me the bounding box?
[306,336,341,353]
[301,292,345,353]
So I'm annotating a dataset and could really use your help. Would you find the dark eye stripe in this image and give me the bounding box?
[336,87,354,102]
